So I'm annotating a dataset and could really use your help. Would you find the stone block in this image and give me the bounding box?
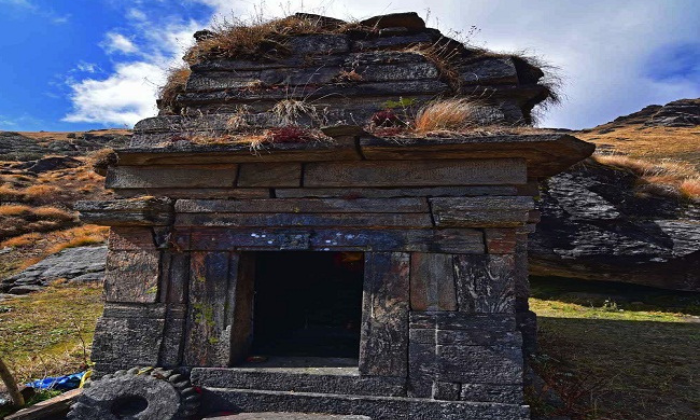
[106,165,238,189]
[453,254,516,314]
[237,163,302,187]
[304,160,522,188]
[360,252,410,376]
[103,250,160,303]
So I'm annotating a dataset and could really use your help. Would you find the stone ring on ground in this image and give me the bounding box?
[68,367,200,420]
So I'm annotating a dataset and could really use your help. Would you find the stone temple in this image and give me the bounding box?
[77,12,594,420]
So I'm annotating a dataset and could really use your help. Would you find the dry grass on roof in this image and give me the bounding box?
[159,65,191,113]
[183,15,366,65]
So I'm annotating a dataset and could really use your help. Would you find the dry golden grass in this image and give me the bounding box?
[0,225,108,275]
[31,206,75,222]
[183,16,340,65]
[679,178,700,198]
[18,129,131,144]
[21,185,63,203]
[158,66,192,113]
[594,155,700,200]
[414,99,485,134]
[1,233,40,249]
[0,204,32,216]
[577,125,700,169]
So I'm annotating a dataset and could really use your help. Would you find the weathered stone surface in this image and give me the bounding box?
[200,388,529,420]
[410,253,456,311]
[175,213,433,229]
[461,384,524,404]
[76,197,173,227]
[460,57,519,85]
[237,163,302,187]
[360,252,410,376]
[286,34,350,54]
[106,165,238,189]
[532,159,700,291]
[351,33,434,51]
[453,254,516,314]
[191,368,406,397]
[184,252,239,367]
[305,160,524,187]
[91,310,165,369]
[409,312,517,332]
[430,197,533,228]
[0,246,106,294]
[276,186,519,198]
[204,415,372,420]
[180,228,484,253]
[103,250,160,303]
[175,198,428,213]
[108,227,156,250]
[360,12,426,31]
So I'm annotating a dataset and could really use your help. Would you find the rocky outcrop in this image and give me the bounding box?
[600,98,700,130]
[0,130,130,161]
[530,159,699,291]
[0,246,107,295]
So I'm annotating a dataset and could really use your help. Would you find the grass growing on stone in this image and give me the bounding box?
[530,276,700,420]
[0,283,103,386]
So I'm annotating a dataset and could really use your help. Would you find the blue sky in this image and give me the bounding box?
[0,0,698,131]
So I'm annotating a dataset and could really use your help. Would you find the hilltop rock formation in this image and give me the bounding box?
[602,98,700,129]
[0,130,130,161]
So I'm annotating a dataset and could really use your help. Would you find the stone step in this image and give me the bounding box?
[191,367,406,397]
[204,413,372,420]
[200,388,529,420]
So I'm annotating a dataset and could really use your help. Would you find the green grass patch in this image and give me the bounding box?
[0,284,103,385]
[530,276,700,420]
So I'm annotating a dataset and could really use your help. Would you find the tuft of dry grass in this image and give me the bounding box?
[0,205,32,217]
[414,98,486,134]
[87,148,117,177]
[679,178,700,199]
[158,66,192,114]
[31,207,75,222]
[594,155,700,200]
[271,99,318,126]
[184,16,332,65]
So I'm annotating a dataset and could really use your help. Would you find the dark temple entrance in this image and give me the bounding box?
[251,252,364,360]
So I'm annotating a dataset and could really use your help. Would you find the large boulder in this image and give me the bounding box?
[0,246,107,293]
[530,159,699,291]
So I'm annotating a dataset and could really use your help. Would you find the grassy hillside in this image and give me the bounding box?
[0,129,127,279]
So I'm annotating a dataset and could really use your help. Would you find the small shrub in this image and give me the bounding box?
[370,110,406,127]
[265,126,316,143]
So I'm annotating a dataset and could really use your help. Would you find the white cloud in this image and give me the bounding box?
[102,32,140,55]
[0,0,70,24]
[64,0,700,128]
[64,15,200,126]
[75,61,99,73]
[63,62,165,126]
